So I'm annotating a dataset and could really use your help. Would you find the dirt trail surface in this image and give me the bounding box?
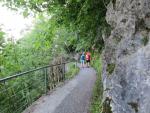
[23,67,96,113]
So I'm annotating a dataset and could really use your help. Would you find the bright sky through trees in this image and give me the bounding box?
[0,4,34,41]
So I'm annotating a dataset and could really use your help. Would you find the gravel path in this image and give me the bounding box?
[23,67,96,113]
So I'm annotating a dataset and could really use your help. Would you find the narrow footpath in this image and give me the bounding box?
[23,67,96,113]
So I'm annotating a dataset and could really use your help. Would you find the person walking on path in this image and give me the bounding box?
[80,52,85,68]
[86,51,91,67]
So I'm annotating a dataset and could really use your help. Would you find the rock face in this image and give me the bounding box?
[102,0,150,113]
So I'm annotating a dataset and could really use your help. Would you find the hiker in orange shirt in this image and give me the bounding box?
[85,51,91,67]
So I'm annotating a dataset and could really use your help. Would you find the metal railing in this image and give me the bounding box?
[0,62,71,113]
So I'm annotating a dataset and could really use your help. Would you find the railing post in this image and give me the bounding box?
[63,63,65,80]
[51,66,55,89]
[44,68,48,94]
[61,62,63,81]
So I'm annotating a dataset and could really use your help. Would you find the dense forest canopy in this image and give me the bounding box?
[2,0,111,51]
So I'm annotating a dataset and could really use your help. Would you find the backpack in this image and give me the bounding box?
[81,54,85,60]
[86,54,90,60]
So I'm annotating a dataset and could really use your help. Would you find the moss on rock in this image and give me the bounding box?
[106,63,116,75]
[142,36,149,46]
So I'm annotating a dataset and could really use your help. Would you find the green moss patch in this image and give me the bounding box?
[89,54,103,113]
[106,63,115,75]
[142,36,149,46]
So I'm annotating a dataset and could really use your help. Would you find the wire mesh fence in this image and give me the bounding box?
[0,62,67,113]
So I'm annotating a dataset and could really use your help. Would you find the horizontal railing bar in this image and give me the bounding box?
[0,61,71,83]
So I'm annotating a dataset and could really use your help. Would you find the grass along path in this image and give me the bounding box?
[89,55,103,113]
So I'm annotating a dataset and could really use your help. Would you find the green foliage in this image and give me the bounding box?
[0,30,5,47]
[0,16,56,77]
[89,53,103,113]
[0,30,5,75]
[1,0,111,52]
[0,31,4,39]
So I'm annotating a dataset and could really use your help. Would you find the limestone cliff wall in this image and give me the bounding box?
[102,0,150,113]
